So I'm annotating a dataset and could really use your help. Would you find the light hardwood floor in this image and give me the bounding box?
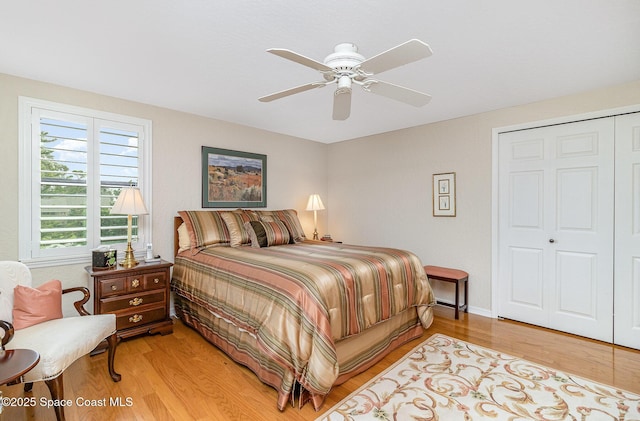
[2,306,639,421]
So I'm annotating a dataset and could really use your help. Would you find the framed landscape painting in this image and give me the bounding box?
[201,146,267,208]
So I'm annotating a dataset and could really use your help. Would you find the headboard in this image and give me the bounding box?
[174,216,183,257]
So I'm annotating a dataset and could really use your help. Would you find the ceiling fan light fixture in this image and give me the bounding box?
[336,75,352,94]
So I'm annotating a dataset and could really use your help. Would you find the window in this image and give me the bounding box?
[19,97,152,267]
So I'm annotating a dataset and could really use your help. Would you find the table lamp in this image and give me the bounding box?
[306,194,325,240]
[110,186,148,268]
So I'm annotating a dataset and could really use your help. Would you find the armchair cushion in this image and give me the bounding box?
[4,314,116,382]
[12,279,63,330]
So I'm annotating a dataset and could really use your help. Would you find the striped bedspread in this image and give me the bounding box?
[171,240,435,408]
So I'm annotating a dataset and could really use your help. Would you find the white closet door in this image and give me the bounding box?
[498,118,615,342]
[614,112,640,349]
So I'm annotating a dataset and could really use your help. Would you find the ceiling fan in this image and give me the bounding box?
[258,39,433,120]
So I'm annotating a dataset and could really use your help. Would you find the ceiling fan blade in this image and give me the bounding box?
[361,80,431,107]
[267,48,334,73]
[258,81,328,102]
[358,39,432,75]
[332,89,351,120]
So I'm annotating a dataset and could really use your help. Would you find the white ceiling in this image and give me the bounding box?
[1,1,639,143]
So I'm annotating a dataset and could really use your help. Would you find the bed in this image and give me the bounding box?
[171,209,436,411]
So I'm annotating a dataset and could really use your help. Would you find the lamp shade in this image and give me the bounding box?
[110,187,149,215]
[306,194,325,211]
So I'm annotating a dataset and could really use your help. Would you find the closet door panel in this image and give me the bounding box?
[614,112,640,349]
[508,247,544,307]
[498,137,548,326]
[555,251,597,318]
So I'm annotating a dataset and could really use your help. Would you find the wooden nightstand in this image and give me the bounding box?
[85,260,173,339]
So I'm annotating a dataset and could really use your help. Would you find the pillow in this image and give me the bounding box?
[245,221,267,248]
[12,279,63,330]
[220,210,259,247]
[177,222,191,253]
[258,214,276,223]
[178,210,230,254]
[258,209,306,243]
[245,220,291,248]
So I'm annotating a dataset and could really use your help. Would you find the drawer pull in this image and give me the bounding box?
[131,278,140,288]
[129,314,143,323]
[111,285,118,291]
[154,278,160,284]
[129,297,144,306]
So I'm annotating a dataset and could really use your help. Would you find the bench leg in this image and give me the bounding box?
[464,278,469,313]
[454,280,460,320]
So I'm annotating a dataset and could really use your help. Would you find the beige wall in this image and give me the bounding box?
[0,73,327,303]
[327,79,640,314]
[2,71,639,316]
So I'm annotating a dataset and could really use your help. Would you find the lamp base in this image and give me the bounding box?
[312,229,319,240]
[119,242,139,268]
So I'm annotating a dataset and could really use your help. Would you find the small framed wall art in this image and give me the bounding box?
[202,146,267,208]
[433,172,456,217]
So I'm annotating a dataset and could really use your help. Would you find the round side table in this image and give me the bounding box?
[0,348,40,385]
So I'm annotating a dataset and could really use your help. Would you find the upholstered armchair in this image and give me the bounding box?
[0,261,121,421]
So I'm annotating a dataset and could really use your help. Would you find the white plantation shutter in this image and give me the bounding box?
[19,97,152,266]
[98,123,142,245]
[39,114,90,250]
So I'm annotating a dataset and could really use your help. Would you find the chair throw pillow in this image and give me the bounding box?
[12,279,63,330]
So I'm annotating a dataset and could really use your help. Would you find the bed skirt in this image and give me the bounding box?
[174,293,431,411]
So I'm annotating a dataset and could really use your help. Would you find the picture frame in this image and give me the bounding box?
[433,172,456,217]
[202,146,267,208]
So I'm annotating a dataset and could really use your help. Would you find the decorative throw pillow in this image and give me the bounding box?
[258,209,306,243]
[245,220,291,248]
[178,210,230,254]
[220,210,259,247]
[258,214,276,223]
[245,221,268,248]
[12,279,63,330]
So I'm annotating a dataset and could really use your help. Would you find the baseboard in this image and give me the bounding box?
[434,297,492,318]
[468,306,492,318]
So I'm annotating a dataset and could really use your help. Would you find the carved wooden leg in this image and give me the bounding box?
[45,374,65,421]
[106,332,121,382]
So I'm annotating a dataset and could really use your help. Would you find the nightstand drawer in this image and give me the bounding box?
[100,290,166,313]
[99,277,126,297]
[143,271,167,289]
[116,307,167,331]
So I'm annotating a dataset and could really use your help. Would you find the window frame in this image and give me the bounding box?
[18,97,153,268]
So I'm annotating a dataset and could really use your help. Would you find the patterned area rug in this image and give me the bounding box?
[317,334,640,420]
